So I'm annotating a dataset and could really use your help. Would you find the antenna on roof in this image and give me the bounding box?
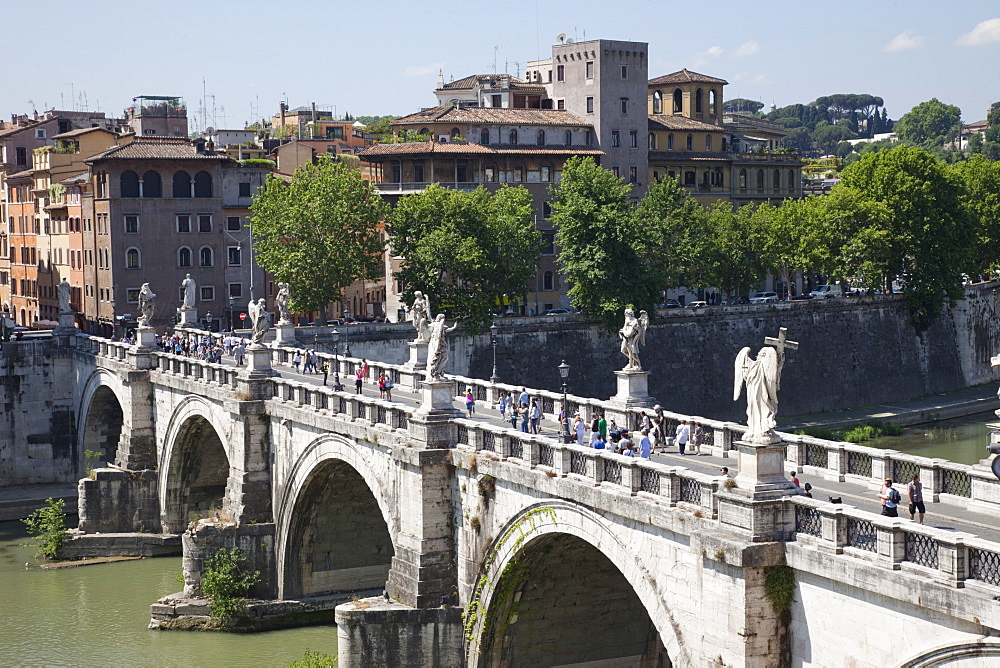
[556,33,566,43]
[493,45,499,74]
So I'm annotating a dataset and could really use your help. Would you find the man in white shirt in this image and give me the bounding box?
[675,419,691,455]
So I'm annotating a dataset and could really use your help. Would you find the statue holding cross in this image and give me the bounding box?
[734,327,799,444]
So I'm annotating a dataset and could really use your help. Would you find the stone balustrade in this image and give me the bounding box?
[269,377,411,432]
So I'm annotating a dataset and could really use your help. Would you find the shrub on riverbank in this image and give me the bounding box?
[795,420,903,444]
[21,497,66,560]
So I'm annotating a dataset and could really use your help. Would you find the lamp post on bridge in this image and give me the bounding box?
[343,307,351,357]
[558,360,571,443]
[331,328,344,391]
[489,322,499,384]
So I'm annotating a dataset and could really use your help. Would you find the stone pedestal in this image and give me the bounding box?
[273,323,296,346]
[56,310,76,331]
[178,307,197,325]
[734,437,798,500]
[405,341,429,370]
[604,368,655,427]
[335,600,463,668]
[136,326,157,349]
[243,343,278,378]
[408,380,462,448]
[716,438,799,540]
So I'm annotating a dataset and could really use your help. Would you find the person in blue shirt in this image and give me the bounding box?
[639,428,652,459]
[593,434,606,450]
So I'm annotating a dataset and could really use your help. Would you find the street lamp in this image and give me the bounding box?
[342,307,351,357]
[206,311,212,332]
[558,360,571,443]
[331,328,344,391]
[228,296,235,332]
[489,322,499,384]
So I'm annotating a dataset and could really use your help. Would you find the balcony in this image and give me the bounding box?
[374,181,481,194]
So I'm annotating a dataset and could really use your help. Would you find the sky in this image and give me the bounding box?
[3,0,998,131]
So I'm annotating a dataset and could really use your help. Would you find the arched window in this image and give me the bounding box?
[543,271,554,291]
[648,133,656,149]
[756,169,765,190]
[684,170,696,186]
[563,130,571,146]
[536,129,545,145]
[120,170,139,198]
[178,247,191,268]
[773,169,781,189]
[193,171,212,198]
[739,168,747,189]
[509,129,518,145]
[667,134,674,150]
[788,169,796,191]
[706,135,713,151]
[480,129,490,145]
[653,90,663,115]
[673,88,683,113]
[709,89,718,114]
[686,134,693,151]
[714,167,724,186]
[199,246,213,267]
[173,171,191,198]
[695,88,703,113]
[141,170,161,198]
[418,127,429,136]
[450,127,460,139]
[125,247,140,269]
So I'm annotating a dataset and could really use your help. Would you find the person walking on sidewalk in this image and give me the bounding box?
[879,478,901,517]
[675,419,690,455]
[908,474,926,524]
[465,389,476,417]
[321,360,329,386]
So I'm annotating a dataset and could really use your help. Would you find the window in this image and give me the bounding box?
[629,166,638,184]
[611,131,621,148]
[120,171,140,198]
[541,231,555,255]
[548,69,552,82]
[513,166,524,182]
[239,182,251,197]
[543,271,554,291]
[200,286,215,301]
[509,129,518,145]
[228,283,243,298]
[541,166,551,182]
[178,247,192,267]
[706,135,713,151]
[127,288,140,303]
[629,131,638,148]
[620,98,628,114]
[653,90,663,115]
[141,170,161,198]
[198,215,212,232]
[557,64,565,81]
[695,88,703,113]
[611,166,620,178]
[667,134,674,150]
[557,99,565,110]
[480,129,490,145]
[585,130,592,145]
[193,171,212,198]
[227,216,241,231]
[564,130,572,146]
[686,135,693,151]
[177,214,191,232]
[621,64,628,79]
[788,170,796,191]
[413,161,424,182]
[418,127,429,136]
[756,169,765,190]
[124,215,139,234]
[326,126,344,140]
[491,95,501,108]
[739,169,747,189]
[199,246,213,267]
[126,248,140,269]
[586,61,594,79]
[536,129,545,145]
[586,97,594,113]
[773,169,781,189]
[173,171,191,198]
[36,129,46,139]
[15,147,26,165]
[709,89,718,114]
[485,166,497,182]
[228,246,242,266]
[648,133,656,149]
[713,168,724,186]
[673,88,683,113]
[684,171,695,186]
[451,128,460,140]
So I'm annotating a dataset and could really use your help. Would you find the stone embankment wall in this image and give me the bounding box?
[303,284,1000,423]
[0,339,78,488]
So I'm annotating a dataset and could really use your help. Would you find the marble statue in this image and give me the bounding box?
[57,278,72,313]
[990,352,1000,416]
[410,291,431,342]
[425,313,458,381]
[618,308,649,371]
[734,327,798,444]
[248,297,270,344]
[138,283,156,328]
[181,274,196,310]
[275,282,291,326]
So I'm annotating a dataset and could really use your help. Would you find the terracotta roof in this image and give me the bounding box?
[52,127,114,140]
[438,74,536,91]
[60,171,90,184]
[4,168,34,179]
[0,121,50,140]
[393,106,590,127]
[86,138,227,163]
[648,115,723,132]
[359,141,603,158]
[648,69,728,86]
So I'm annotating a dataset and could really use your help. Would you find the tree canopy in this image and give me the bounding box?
[894,98,962,148]
[249,155,387,316]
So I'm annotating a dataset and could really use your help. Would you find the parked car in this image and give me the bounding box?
[658,299,682,309]
[685,301,708,309]
[810,284,842,298]
[749,292,779,304]
[543,308,574,315]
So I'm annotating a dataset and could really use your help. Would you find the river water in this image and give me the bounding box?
[1,411,995,666]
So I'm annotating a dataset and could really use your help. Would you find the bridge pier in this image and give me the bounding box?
[220,394,273,526]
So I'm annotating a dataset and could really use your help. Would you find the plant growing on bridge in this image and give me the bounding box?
[84,449,102,478]
[21,498,67,560]
[288,649,337,667]
[201,547,261,625]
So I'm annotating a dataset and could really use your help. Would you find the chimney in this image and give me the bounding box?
[311,102,317,124]
[280,101,286,128]
[437,69,445,89]
[193,137,206,154]
[207,139,215,152]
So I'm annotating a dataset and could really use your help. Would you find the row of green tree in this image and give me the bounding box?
[250,148,1000,335]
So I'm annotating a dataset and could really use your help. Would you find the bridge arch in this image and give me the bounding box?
[158,395,234,533]
[467,500,686,667]
[77,369,127,471]
[275,434,396,600]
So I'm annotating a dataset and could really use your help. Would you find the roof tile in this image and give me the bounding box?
[86,137,227,163]
[393,106,590,127]
[648,69,728,86]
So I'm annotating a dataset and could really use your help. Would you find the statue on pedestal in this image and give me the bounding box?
[181,274,196,310]
[248,297,270,344]
[138,283,156,328]
[425,314,458,381]
[734,327,798,444]
[618,308,648,371]
[275,282,292,326]
[57,278,73,314]
[410,291,431,342]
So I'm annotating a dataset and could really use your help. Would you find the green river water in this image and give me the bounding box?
[0,411,994,667]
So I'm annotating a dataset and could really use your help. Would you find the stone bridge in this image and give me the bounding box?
[58,330,1000,667]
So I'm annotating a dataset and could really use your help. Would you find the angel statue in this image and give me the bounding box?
[734,329,797,444]
[248,297,270,345]
[274,282,292,326]
[618,308,649,371]
[137,283,156,328]
[425,314,458,381]
[57,278,73,314]
[410,291,431,342]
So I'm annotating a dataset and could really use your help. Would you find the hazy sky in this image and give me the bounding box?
[3,0,998,130]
